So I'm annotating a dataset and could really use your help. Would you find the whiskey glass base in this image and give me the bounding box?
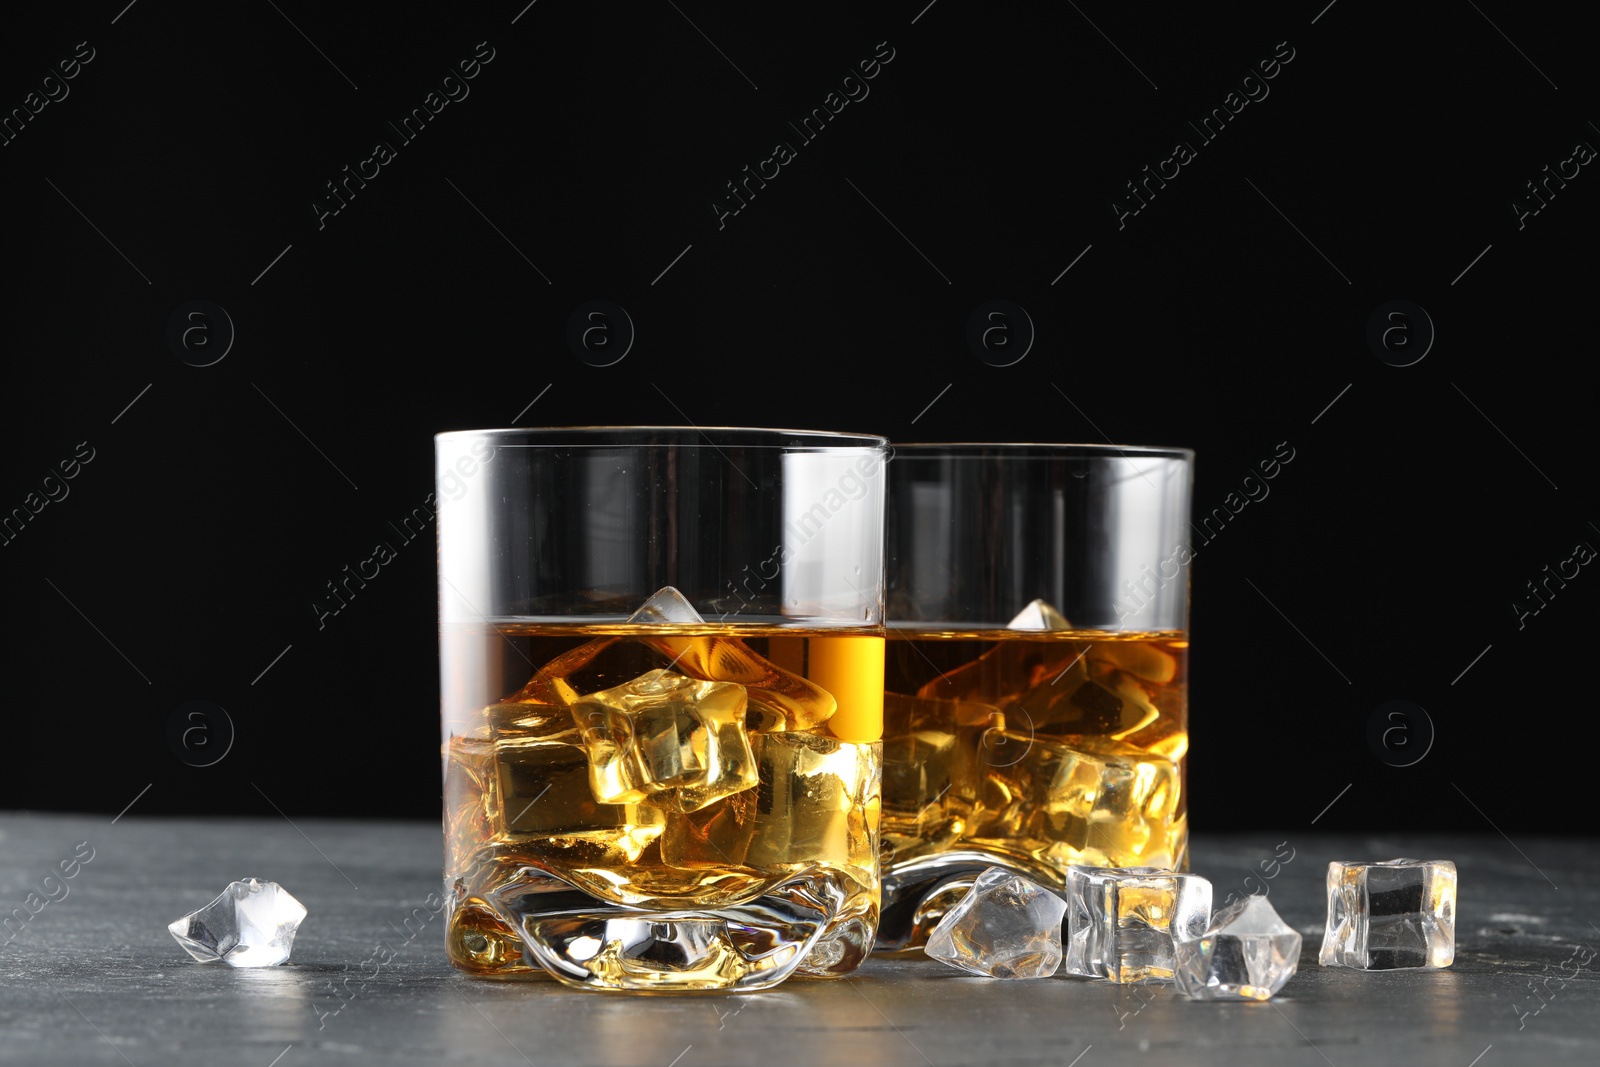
[448,869,875,992]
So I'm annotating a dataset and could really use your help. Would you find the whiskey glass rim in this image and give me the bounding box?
[435,425,888,452]
[890,441,1193,460]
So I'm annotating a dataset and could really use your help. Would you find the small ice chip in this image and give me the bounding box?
[925,867,1068,979]
[1175,895,1301,1000]
[168,879,307,968]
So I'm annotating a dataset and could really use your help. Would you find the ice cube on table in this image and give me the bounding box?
[1063,865,1211,982]
[1175,895,1301,1000]
[571,668,757,814]
[168,879,307,968]
[924,866,1068,979]
[1320,858,1456,969]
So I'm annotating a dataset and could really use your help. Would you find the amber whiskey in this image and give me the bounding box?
[879,627,1187,948]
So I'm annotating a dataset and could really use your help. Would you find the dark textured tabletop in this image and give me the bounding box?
[1,814,1592,1066]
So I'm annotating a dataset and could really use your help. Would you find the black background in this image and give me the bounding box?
[2,1,1590,836]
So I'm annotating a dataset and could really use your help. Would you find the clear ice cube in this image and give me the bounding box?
[1007,599,1073,631]
[1319,858,1456,969]
[1175,895,1301,1000]
[1063,865,1211,982]
[572,668,757,814]
[924,866,1068,979]
[168,879,307,968]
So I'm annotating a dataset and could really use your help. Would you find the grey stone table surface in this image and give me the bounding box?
[1,814,1594,1067]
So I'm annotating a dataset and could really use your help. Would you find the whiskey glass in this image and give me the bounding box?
[436,427,886,991]
[876,443,1193,952]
